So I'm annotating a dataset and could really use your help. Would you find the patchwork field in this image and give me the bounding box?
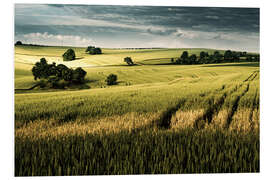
[14,46,260,175]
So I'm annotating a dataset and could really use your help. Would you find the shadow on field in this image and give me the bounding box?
[202,62,259,68]
[75,57,84,60]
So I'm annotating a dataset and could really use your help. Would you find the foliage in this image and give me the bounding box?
[15,41,23,46]
[31,58,87,88]
[62,49,76,61]
[105,74,117,85]
[85,46,102,55]
[175,50,259,65]
[124,57,134,66]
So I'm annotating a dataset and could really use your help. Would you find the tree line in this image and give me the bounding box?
[173,50,260,65]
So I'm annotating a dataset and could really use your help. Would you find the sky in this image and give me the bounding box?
[15,4,260,52]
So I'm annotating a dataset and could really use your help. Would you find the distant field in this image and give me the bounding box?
[15,45,226,67]
[14,46,260,175]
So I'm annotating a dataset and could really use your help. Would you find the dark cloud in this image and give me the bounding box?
[14,4,259,51]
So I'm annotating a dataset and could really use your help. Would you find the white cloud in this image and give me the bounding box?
[205,15,219,20]
[21,32,94,47]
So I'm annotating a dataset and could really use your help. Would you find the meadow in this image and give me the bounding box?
[14,46,260,175]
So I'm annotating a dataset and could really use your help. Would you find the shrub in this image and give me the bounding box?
[124,57,134,66]
[62,49,76,61]
[106,74,117,85]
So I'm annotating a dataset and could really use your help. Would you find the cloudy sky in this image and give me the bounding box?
[15,4,259,52]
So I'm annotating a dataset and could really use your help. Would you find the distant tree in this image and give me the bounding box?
[171,58,174,63]
[199,51,209,64]
[85,46,95,52]
[254,55,260,62]
[232,51,240,62]
[95,47,102,54]
[106,74,117,85]
[213,51,222,63]
[124,57,134,66]
[62,49,76,61]
[189,54,197,64]
[181,51,189,59]
[224,50,233,62]
[207,55,215,64]
[15,41,23,46]
[179,51,189,64]
[85,46,102,55]
[246,55,253,62]
[200,51,206,60]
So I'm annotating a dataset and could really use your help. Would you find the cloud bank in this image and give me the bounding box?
[14,4,260,52]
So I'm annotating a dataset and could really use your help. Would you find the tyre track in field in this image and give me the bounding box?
[156,99,186,129]
[155,70,255,130]
[225,83,250,129]
[156,84,228,130]
[248,88,258,131]
[244,71,258,82]
[194,70,256,130]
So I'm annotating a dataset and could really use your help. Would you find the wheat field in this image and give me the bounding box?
[14,46,259,175]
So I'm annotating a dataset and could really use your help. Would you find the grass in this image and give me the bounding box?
[14,46,260,176]
[15,46,228,67]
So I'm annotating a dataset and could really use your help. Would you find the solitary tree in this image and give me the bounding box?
[62,49,76,61]
[106,74,117,85]
[15,41,23,46]
[85,46,102,55]
[124,57,134,66]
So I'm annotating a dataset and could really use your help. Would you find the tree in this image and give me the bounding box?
[85,46,95,52]
[124,57,134,66]
[85,46,102,55]
[181,51,189,59]
[200,51,206,60]
[106,74,117,85]
[176,51,189,64]
[32,58,50,80]
[31,58,87,88]
[232,51,240,62]
[171,58,174,63]
[189,54,197,64]
[213,51,222,63]
[15,41,22,46]
[72,67,87,83]
[95,47,102,54]
[63,49,76,61]
[199,51,208,64]
[224,50,233,62]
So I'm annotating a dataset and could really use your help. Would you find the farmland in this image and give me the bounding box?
[14,46,260,175]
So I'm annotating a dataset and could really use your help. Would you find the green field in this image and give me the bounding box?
[14,46,260,175]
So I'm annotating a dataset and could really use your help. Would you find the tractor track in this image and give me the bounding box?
[225,84,250,129]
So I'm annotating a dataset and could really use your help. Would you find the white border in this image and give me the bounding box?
[1,0,269,180]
